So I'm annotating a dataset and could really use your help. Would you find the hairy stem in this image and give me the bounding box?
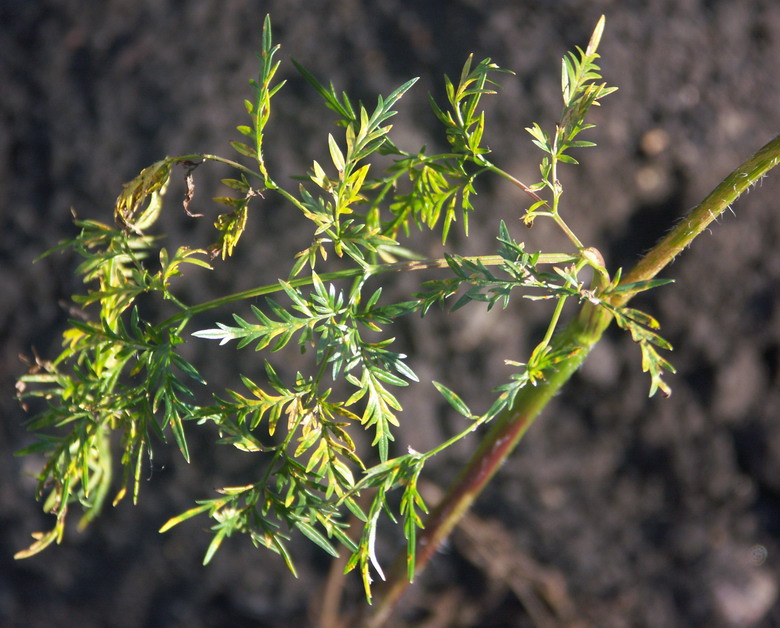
[362,132,780,625]
[610,132,780,305]
[363,300,611,627]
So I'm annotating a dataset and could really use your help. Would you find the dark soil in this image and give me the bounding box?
[3,1,780,626]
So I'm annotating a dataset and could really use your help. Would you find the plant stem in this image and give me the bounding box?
[609,132,780,306]
[537,294,568,349]
[361,132,780,626]
[551,212,584,249]
[487,164,545,206]
[362,299,611,627]
[487,163,584,249]
[158,252,579,329]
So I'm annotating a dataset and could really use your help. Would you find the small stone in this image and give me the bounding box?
[712,565,778,626]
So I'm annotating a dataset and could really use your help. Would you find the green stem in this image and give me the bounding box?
[538,294,568,349]
[158,252,578,330]
[176,153,264,183]
[488,164,548,208]
[363,300,611,628]
[610,133,780,306]
[361,132,780,626]
[178,153,309,214]
[535,256,588,352]
[552,212,584,249]
[487,163,584,249]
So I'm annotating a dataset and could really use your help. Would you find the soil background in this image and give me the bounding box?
[3,1,780,626]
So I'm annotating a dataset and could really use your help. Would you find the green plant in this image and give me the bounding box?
[15,14,780,625]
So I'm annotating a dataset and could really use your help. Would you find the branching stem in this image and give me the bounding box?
[158,251,579,330]
[361,132,780,626]
[487,164,584,249]
[20,11,780,622]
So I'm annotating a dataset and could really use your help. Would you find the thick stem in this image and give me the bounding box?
[362,300,611,627]
[361,132,780,626]
[610,133,780,306]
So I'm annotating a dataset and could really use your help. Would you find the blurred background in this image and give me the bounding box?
[3,1,780,626]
